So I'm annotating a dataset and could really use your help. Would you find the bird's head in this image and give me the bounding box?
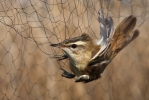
[51,33,96,64]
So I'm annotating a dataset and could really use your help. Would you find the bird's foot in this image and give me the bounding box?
[60,68,75,78]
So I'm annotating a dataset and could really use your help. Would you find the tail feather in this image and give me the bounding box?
[89,15,139,66]
[111,15,137,50]
[123,30,139,48]
[106,15,138,59]
[115,15,137,35]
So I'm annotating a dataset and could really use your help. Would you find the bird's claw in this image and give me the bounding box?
[60,68,75,78]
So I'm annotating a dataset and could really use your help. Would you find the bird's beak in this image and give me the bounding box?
[50,43,62,48]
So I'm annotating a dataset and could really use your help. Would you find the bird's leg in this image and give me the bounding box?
[60,68,75,78]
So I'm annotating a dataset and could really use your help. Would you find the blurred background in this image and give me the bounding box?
[0,0,149,100]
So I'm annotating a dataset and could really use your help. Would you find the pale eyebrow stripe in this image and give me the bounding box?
[69,41,87,45]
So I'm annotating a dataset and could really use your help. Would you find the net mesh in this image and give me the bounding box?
[0,0,149,100]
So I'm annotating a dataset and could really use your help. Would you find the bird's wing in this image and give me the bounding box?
[91,9,114,60]
[105,15,138,59]
[96,9,107,45]
[105,16,114,42]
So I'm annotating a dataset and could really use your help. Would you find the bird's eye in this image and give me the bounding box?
[71,44,77,49]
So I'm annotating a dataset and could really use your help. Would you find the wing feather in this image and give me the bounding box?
[91,9,114,60]
[89,14,138,66]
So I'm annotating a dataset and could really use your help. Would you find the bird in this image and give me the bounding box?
[50,10,139,83]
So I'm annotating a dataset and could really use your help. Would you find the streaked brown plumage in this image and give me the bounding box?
[51,12,139,83]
